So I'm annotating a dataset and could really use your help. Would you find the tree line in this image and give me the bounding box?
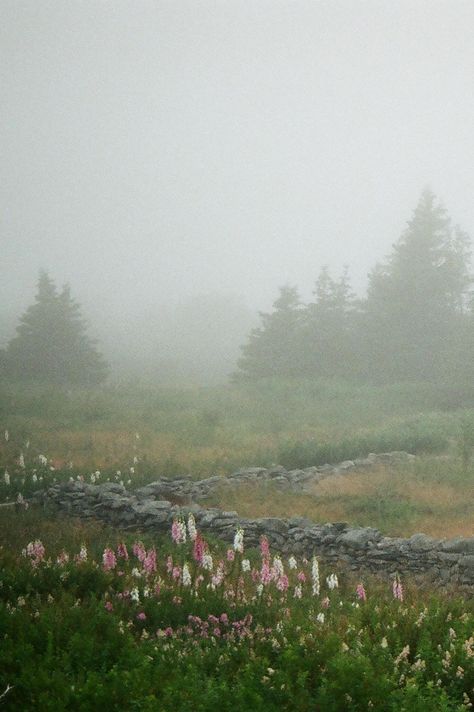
[1,189,472,387]
[236,189,474,384]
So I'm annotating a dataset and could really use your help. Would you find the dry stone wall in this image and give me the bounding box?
[33,451,474,591]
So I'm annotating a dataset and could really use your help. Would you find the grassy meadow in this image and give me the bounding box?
[1,379,474,710]
[1,378,473,538]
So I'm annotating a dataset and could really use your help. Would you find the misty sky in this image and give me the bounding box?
[2,0,474,327]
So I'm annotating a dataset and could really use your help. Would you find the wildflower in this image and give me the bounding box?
[260,559,272,585]
[133,456,139,465]
[130,588,140,603]
[182,563,192,587]
[276,574,289,592]
[272,555,284,579]
[143,548,157,575]
[171,519,186,545]
[260,536,270,559]
[26,539,45,566]
[117,542,129,560]
[381,637,388,648]
[356,583,367,602]
[32,473,37,483]
[187,513,197,541]
[233,527,244,554]
[4,429,9,441]
[18,453,25,469]
[90,473,96,484]
[311,556,320,596]
[136,612,147,621]
[202,552,213,571]
[326,573,338,590]
[294,584,302,599]
[288,555,297,570]
[321,596,330,609]
[102,548,117,571]
[394,645,410,666]
[57,550,69,566]
[75,545,88,563]
[130,467,134,475]
[241,559,251,572]
[105,601,113,612]
[316,612,325,624]
[38,454,48,466]
[392,574,403,602]
[131,567,142,578]
[211,562,225,588]
[4,470,10,486]
[133,541,146,562]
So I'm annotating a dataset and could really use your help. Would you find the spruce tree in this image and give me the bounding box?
[236,285,304,378]
[4,272,108,385]
[301,266,358,378]
[364,189,472,381]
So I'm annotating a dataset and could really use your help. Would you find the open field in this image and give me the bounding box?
[0,378,469,469]
[1,379,474,538]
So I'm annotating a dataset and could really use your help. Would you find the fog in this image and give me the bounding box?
[1,1,474,381]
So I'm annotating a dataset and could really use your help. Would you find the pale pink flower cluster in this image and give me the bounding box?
[132,541,146,562]
[75,545,88,563]
[102,547,117,571]
[171,518,186,545]
[356,583,367,601]
[26,539,45,567]
[393,574,403,601]
[143,548,157,575]
[211,561,225,588]
[57,550,69,566]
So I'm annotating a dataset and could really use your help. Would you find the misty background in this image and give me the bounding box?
[2,1,474,383]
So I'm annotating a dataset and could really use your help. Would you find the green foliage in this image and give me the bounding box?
[0,527,473,711]
[278,417,449,469]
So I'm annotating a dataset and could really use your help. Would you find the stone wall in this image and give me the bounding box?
[33,451,474,591]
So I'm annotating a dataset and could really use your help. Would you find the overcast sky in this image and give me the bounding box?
[2,0,474,324]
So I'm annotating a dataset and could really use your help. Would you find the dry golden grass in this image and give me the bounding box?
[210,464,474,538]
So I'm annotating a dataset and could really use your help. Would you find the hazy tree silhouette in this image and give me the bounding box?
[3,271,108,386]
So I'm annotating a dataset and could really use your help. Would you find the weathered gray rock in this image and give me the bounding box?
[338,527,381,549]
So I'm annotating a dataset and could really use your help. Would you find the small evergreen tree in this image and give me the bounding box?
[236,285,304,378]
[3,272,108,386]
